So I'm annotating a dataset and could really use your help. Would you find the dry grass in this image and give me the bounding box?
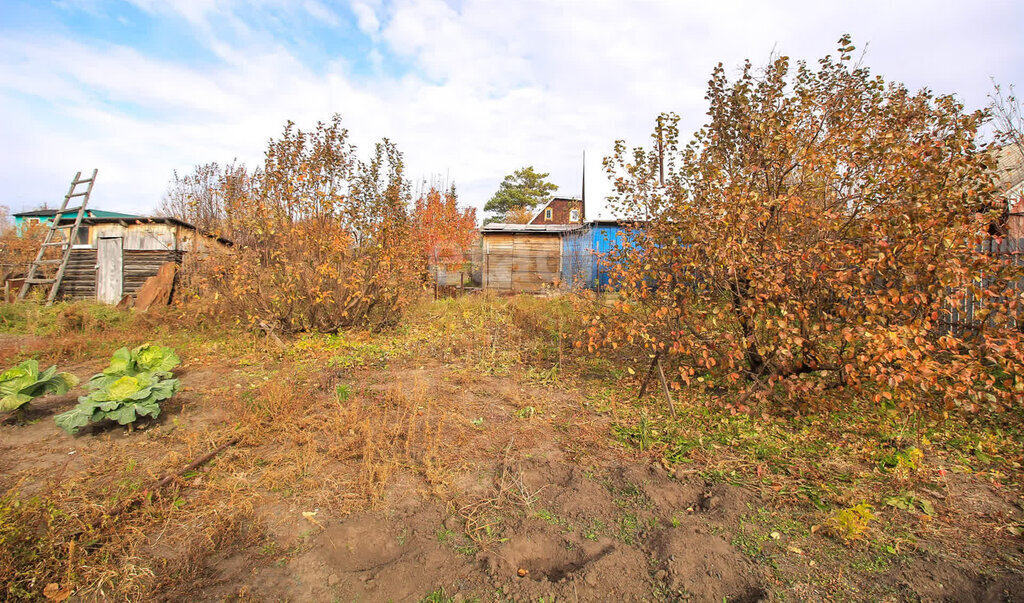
[0,453,244,600]
[1,295,1022,601]
[218,369,462,511]
[455,440,542,548]
[0,348,471,600]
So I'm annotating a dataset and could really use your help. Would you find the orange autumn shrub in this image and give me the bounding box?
[0,219,47,279]
[586,37,1024,413]
[199,115,423,333]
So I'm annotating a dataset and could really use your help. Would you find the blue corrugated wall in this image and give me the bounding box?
[561,224,627,290]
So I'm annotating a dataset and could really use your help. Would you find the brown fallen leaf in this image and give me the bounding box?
[302,510,324,529]
[43,583,72,602]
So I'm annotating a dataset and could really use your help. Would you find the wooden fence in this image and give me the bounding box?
[428,248,482,299]
[940,238,1024,336]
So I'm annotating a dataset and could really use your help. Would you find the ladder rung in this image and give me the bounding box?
[53,224,75,229]
[74,178,94,184]
[35,259,64,265]
[26,278,56,284]
[42,241,68,247]
[68,191,89,198]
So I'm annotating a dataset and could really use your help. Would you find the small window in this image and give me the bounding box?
[73,226,90,246]
[545,208,553,220]
[569,209,580,222]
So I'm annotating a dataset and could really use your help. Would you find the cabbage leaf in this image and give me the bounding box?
[0,359,79,413]
[89,343,180,389]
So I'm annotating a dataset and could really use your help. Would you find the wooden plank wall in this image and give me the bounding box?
[89,223,179,250]
[483,233,561,293]
[123,250,183,296]
[484,234,514,291]
[57,249,184,301]
[512,236,560,291]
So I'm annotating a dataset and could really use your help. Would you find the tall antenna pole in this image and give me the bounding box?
[657,115,665,187]
[581,150,586,222]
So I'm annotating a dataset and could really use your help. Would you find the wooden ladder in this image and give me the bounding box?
[18,170,98,305]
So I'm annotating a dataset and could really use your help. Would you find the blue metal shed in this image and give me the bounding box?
[561,220,635,290]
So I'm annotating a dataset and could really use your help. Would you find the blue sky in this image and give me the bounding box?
[2,0,1022,218]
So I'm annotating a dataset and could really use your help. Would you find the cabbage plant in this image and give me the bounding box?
[0,359,79,413]
[55,343,182,434]
[88,343,180,389]
[55,371,180,434]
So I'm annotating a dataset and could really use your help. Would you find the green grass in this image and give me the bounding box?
[534,508,568,528]
[0,301,131,336]
[435,527,456,543]
[419,590,456,603]
[612,390,1024,513]
[581,519,606,541]
[617,512,641,545]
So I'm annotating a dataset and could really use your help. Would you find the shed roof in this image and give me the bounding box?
[14,206,84,217]
[588,219,649,227]
[481,223,584,234]
[14,207,140,218]
[56,215,233,246]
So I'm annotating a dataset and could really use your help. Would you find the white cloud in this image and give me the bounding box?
[304,0,340,26]
[351,0,381,35]
[1,0,1021,219]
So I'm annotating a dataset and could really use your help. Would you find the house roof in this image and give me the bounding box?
[529,196,582,223]
[56,215,233,246]
[995,144,1024,193]
[481,222,584,234]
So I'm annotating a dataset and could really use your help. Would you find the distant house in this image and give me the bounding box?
[480,223,582,292]
[996,145,1024,238]
[529,197,584,226]
[53,216,231,304]
[13,207,141,234]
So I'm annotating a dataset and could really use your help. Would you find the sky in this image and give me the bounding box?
[1,0,1022,221]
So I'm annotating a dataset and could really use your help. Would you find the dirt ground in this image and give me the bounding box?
[1,302,1023,602]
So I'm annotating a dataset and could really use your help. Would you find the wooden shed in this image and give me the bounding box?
[480,223,581,293]
[54,216,231,303]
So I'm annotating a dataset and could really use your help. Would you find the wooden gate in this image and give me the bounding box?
[96,237,123,304]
